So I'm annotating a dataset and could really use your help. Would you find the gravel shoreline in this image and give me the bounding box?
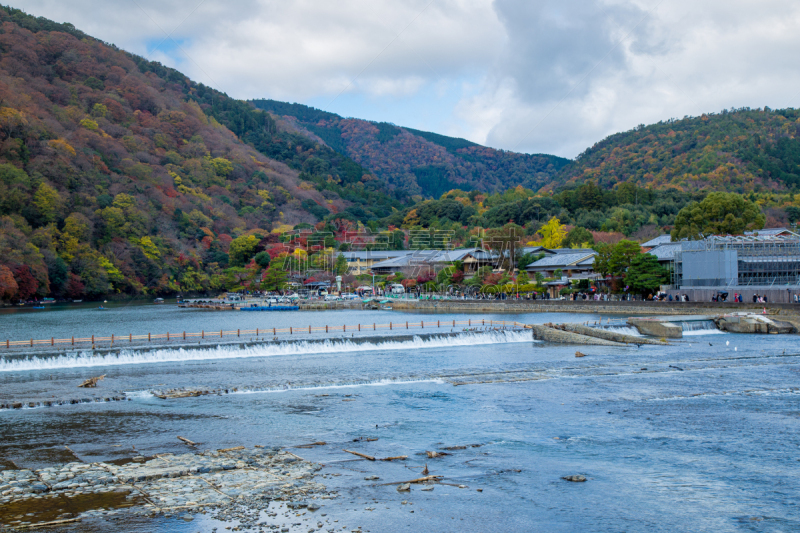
[0,447,342,531]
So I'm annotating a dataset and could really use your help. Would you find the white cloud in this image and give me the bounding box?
[16,0,504,96]
[14,0,800,158]
[478,0,800,156]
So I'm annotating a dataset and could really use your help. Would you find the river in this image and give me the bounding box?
[0,303,798,532]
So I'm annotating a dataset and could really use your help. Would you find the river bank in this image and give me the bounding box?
[389,298,800,316]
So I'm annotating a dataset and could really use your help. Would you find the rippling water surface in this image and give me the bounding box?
[0,304,798,532]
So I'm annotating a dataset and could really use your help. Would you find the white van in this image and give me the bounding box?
[390,283,405,294]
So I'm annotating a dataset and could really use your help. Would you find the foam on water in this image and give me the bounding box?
[604,326,643,337]
[0,330,533,372]
[682,329,725,336]
[679,320,722,335]
[231,377,448,395]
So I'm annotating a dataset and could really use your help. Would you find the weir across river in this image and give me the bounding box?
[4,313,795,353]
[1,319,525,350]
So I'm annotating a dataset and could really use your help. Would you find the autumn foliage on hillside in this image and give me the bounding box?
[557,108,800,193]
[252,99,569,197]
[0,6,360,301]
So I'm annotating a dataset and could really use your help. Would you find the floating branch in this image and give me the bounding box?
[343,449,375,461]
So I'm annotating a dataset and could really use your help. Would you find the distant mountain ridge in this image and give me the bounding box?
[251,99,570,198]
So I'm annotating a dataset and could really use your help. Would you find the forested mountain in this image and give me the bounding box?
[555,108,800,193]
[1,5,798,303]
[0,5,400,300]
[251,99,570,197]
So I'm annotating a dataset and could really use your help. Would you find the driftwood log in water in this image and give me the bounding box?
[177,436,198,446]
[343,449,375,461]
[155,389,212,399]
[78,375,106,388]
[15,518,82,529]
[380,455,408,461]
[381,475,443,486]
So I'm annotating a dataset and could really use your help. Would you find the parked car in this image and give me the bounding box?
[390,283,405,294]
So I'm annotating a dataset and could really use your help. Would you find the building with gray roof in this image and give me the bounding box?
[641,235,672,249]
[337,250,411,274]
[743,228,799,238]
[525,250,597,279]
[669,234,800,302]
[368,248,496,276]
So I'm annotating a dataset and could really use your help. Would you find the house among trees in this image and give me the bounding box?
[640,235,672,252]
[524,250,598,279]
[744,228,799,238]
[367,248,496,277]
[645,242,684,267]
[337,251,412,275]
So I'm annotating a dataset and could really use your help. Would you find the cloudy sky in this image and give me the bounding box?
[15,0,800,158]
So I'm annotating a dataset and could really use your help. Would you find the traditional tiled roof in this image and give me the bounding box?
[641,235,672,247]
[337,250,412,261]
[646,243,683,261]
[550,248,596,254]
[743,228,798,237]
[369,248,496,269]
[526,251,597,270]
[519,246,556,255]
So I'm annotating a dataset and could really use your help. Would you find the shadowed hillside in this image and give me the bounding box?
[252,99,570,197]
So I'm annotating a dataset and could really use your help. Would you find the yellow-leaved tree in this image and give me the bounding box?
[533,217,567,249]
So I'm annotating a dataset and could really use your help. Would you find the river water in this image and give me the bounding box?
[0,304,798,532]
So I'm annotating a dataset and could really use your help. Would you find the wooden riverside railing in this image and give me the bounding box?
[2,319,525,349]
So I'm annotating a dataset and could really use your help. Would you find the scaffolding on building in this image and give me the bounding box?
[672,235,800,288]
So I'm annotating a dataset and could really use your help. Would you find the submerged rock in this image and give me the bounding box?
[562,475,587,482]
[287,501,308,509]
[397,483,411,492]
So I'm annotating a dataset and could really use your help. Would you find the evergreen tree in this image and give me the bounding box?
[626,254,667,295]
